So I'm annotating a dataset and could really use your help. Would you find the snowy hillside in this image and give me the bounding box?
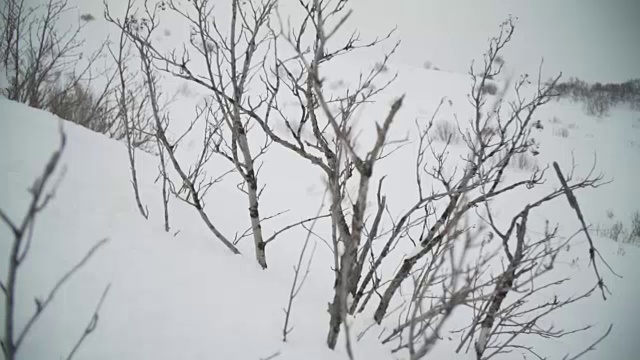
[2,71,640,359]
[2,0,640,359]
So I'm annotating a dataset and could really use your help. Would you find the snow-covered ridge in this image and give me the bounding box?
[1,61,639,359]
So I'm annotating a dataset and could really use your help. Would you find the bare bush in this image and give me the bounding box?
[553,126,570,138]
[0,0,146,144]
[433,120,461,143]
[0,0,105,109]
[630,211,640,243]
[104,0,321,269]
[46,80,121,136]
[606,209,614,219]
[107,1,237,253]
[366,18,612,360]
[508,151,537,171]
[585,91,611,117]
[160,0,277,268]
[107,17,156,220]
[213,0,405,349]
[554,77,640,115]
[79,13,95,22]
[599,221,624,242]
[480,82,498,95]
[598,211,640,244]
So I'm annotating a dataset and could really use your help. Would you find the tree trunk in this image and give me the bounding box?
[235,121,267,269]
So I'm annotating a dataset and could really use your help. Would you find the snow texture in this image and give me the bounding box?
[1,1,640,359]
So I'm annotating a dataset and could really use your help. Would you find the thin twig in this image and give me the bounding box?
[66,283,112,360]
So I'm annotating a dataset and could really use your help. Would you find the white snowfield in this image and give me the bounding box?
[1,68,640,359]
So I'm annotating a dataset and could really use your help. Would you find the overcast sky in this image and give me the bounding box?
[85,0,639,83]
[340,0,640,83]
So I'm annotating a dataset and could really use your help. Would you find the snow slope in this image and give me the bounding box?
[0,97,386,360]
[1,64,640,360]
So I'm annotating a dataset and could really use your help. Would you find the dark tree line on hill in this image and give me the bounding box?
[552,77,640,116]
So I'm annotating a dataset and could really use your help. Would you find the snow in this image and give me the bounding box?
[1,1,640,359]
[406,243,425,259]
[337,242,345,257]
[2,76,639,359]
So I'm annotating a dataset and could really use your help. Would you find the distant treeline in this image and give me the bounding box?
[551,78,640,116]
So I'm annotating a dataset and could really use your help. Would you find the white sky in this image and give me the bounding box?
[72,0,640,83]
[340,0,640,83]
[80,0,640,83]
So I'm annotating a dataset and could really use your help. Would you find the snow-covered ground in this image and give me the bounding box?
[1,1,640,359]
[2,71,640,359]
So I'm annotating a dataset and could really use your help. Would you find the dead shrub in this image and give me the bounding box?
[585,92,611,117]
[433,121,461,143]
[80,13,95,22]
[480,126,498,142]
[630,211,640,243]
[47,81,119,136]
[553,126,569,138]
[508,151,537,171]
[596,212,640,244]
[480,82,498,95]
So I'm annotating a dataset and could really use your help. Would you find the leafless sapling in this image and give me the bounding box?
[134,0,278,268]
[105,0,240,254]
[108,11,152,219]
[252,0,404,350]
[371,17,563,324]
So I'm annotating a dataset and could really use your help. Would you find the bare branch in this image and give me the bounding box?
[65,283,112,360]
[562,324,613,360]
[15,238,110,349]
[282,188,326,342]
[553,161,618,300]
[264,213,331,245]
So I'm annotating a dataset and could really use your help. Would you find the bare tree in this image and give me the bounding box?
[372,17,558,323]
[117,0,279,268]
[108,13,152,219]
[249,0,403,350]
[165,0,408,351]
[105,0,241,254]
[105,0,335,268]
[163,0,277,268]
[0,126,110,360]
[374,18,614,360]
